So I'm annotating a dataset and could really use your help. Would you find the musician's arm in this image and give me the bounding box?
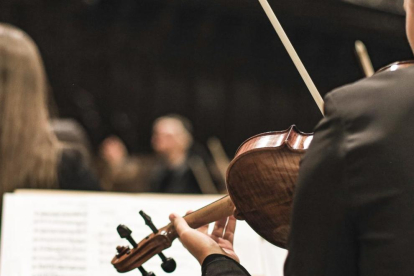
[202,255,251,276]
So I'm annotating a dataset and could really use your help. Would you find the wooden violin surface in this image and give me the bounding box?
[111,195,235,272]
[377,60,414,73]
[111,0,325,271]
[112,224,176,272]
[226,125,313,248]
[111,126,313,272]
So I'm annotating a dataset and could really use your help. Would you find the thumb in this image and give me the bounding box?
[169,213,191,237]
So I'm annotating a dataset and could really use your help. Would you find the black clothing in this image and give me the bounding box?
[150,161,202,193]
[150,143,224,194]
[51,118,92,154]
[202,66,414,276]
[202,255,250,276]
[285,66,414,276]
[58,148,101,191]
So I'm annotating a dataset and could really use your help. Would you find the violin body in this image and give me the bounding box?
[111,0,414,269]
[223,59,414,250]
[227,125,313,248]
[111,0,323,268]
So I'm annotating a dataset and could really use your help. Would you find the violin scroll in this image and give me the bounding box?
[112,197,236,273]
[111,212,178,274]
[139,211,177,273]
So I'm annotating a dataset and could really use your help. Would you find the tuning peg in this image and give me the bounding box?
[160,255,176,273]
[139,210,158,233]
[138,266,156,276]
[116,225,156,276]
[139,211,177,273]
[117,224,138,248]
[116,245,130,257]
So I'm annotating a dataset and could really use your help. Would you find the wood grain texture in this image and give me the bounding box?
[112,224,176,272]
[184,195,235,229]
[227,125,313,248]
[112,126,313,272]
[112,195,235,272]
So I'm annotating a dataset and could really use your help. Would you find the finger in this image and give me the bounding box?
[211,217,228,239]
[197,224,209,235]
[183,210,208,233]
[223,216,237,244]
[170,214,225,265]
[216,237,233,251]
[169,213,191,237]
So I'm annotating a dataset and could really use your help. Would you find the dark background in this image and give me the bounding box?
[0,0,411,155]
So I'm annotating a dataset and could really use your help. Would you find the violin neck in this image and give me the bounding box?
[183,195,235,229]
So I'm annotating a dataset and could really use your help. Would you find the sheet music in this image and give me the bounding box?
[0,191,282,276]
[261,238,287,276]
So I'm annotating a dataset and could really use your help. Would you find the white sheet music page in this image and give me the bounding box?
[0,191,269,276]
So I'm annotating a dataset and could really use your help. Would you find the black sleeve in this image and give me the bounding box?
[58,148,101,191]
[284,93,358,276]
[202,254,251,276]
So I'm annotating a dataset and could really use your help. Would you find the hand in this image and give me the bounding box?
[99,136,128,167]
[169,212,239,265]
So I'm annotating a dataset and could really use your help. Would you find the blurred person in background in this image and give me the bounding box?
[100,114,225,194]
[0,23,100,211]
[169,1,414,276]
[98,135,156,191]
[47,84,94,165]
[150,114,224,194]
[50,118,93,165]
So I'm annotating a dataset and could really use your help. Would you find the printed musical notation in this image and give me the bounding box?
[0,192,280,276]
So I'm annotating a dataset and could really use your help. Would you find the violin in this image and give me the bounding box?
[111,5,414,275]
[377,60,414,73]
[112,126,313,273]
[112,1,413,274]
[111,0,324,273]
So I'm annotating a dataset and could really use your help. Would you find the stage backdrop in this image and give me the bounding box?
[0,0,410,155]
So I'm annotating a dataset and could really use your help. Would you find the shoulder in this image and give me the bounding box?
[325,66,414,120]
[58,147,101,191]
[59,146,91,170]
[60,147,84,163]
[51,119,91,148]
[58,147,89,179]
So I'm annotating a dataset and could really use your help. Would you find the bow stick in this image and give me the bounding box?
[258,0,325,116]
[355,40,374,77]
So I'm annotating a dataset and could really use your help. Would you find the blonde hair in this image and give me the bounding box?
[0,23,60,195]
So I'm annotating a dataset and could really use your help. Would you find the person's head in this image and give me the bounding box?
[0,23,59,192]
[405,0,414,52]
[151,115,193,157]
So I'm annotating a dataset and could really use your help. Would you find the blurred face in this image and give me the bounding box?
[151,118,191,155]
[406,0,414,53]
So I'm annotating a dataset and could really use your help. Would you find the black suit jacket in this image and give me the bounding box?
[203,66,414,276]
